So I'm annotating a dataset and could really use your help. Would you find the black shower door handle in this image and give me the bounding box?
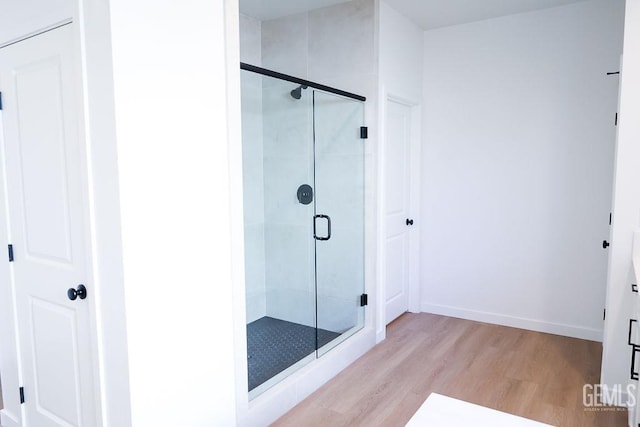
[314,214,331,241]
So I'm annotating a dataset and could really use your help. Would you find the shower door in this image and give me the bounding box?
[313,91,365,356]
[243,72,317,395]
[241,65,365,395]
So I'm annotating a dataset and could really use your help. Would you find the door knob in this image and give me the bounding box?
[603,240,610,249]
[67,284,87,301]
[406,218,414,226]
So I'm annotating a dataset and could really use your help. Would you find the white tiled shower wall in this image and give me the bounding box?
[240,14,266,323]
[240,0,378,331]
[262,79,316,328]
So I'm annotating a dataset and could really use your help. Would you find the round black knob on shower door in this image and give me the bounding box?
[603,240,610,249]
[406,218,414,226]
[67,284,87,301]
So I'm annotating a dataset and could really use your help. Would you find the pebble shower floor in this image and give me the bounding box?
[246,316,340,391]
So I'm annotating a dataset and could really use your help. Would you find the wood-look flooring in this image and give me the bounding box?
[273,313,627,427]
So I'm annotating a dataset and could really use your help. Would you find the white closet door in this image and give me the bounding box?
[0,24,98,427]
[384,99,412,324]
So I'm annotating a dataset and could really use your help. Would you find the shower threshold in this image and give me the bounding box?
[246,316,340,392]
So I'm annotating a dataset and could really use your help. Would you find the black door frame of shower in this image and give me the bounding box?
[240,62,367,102]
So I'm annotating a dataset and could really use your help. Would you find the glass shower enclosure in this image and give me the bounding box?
[240,63,365,397]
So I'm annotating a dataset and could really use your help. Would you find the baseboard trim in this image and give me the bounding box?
[420,302,603,342]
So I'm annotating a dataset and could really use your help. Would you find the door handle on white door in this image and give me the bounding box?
[67,284,87,301]
[406,218,414,226]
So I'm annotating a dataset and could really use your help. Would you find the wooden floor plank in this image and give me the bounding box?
[271,313,628,427]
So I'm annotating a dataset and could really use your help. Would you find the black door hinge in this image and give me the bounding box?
[604,309,606,320]
[615,113,618,126]
[0,92,3,110]
[8,244,13,262]
[19,386,24,404]
[360,293,368,307]
[360,126,368,139]
[609,212,612,225]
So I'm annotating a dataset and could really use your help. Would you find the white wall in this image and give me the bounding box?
[108,0,237,424]
[240,14,267,323]
[76,0,133,423]
[378,1,424,339]
[602,0,640,400]
[239,14,261,65]
[241,72,267,324]
[421,0,625,340]
[379,1,423,103]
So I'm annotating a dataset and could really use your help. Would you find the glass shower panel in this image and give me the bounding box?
[313,91,365,356]
[242,71,316,395]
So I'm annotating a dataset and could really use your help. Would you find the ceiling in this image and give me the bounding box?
[240,0,590,30]
[239,0,351,21]
[381,0,589,30]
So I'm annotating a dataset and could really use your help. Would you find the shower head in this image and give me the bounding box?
[290,85,308,100]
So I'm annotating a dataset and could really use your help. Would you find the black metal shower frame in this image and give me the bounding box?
[240,62,367,102]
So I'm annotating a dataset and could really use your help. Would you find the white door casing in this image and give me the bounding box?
[0,23,99,427]
[384,99,413,324]
[0,108,20,427]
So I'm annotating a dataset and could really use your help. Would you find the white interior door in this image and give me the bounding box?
[0,24,98,426]
[384,99,413,324]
